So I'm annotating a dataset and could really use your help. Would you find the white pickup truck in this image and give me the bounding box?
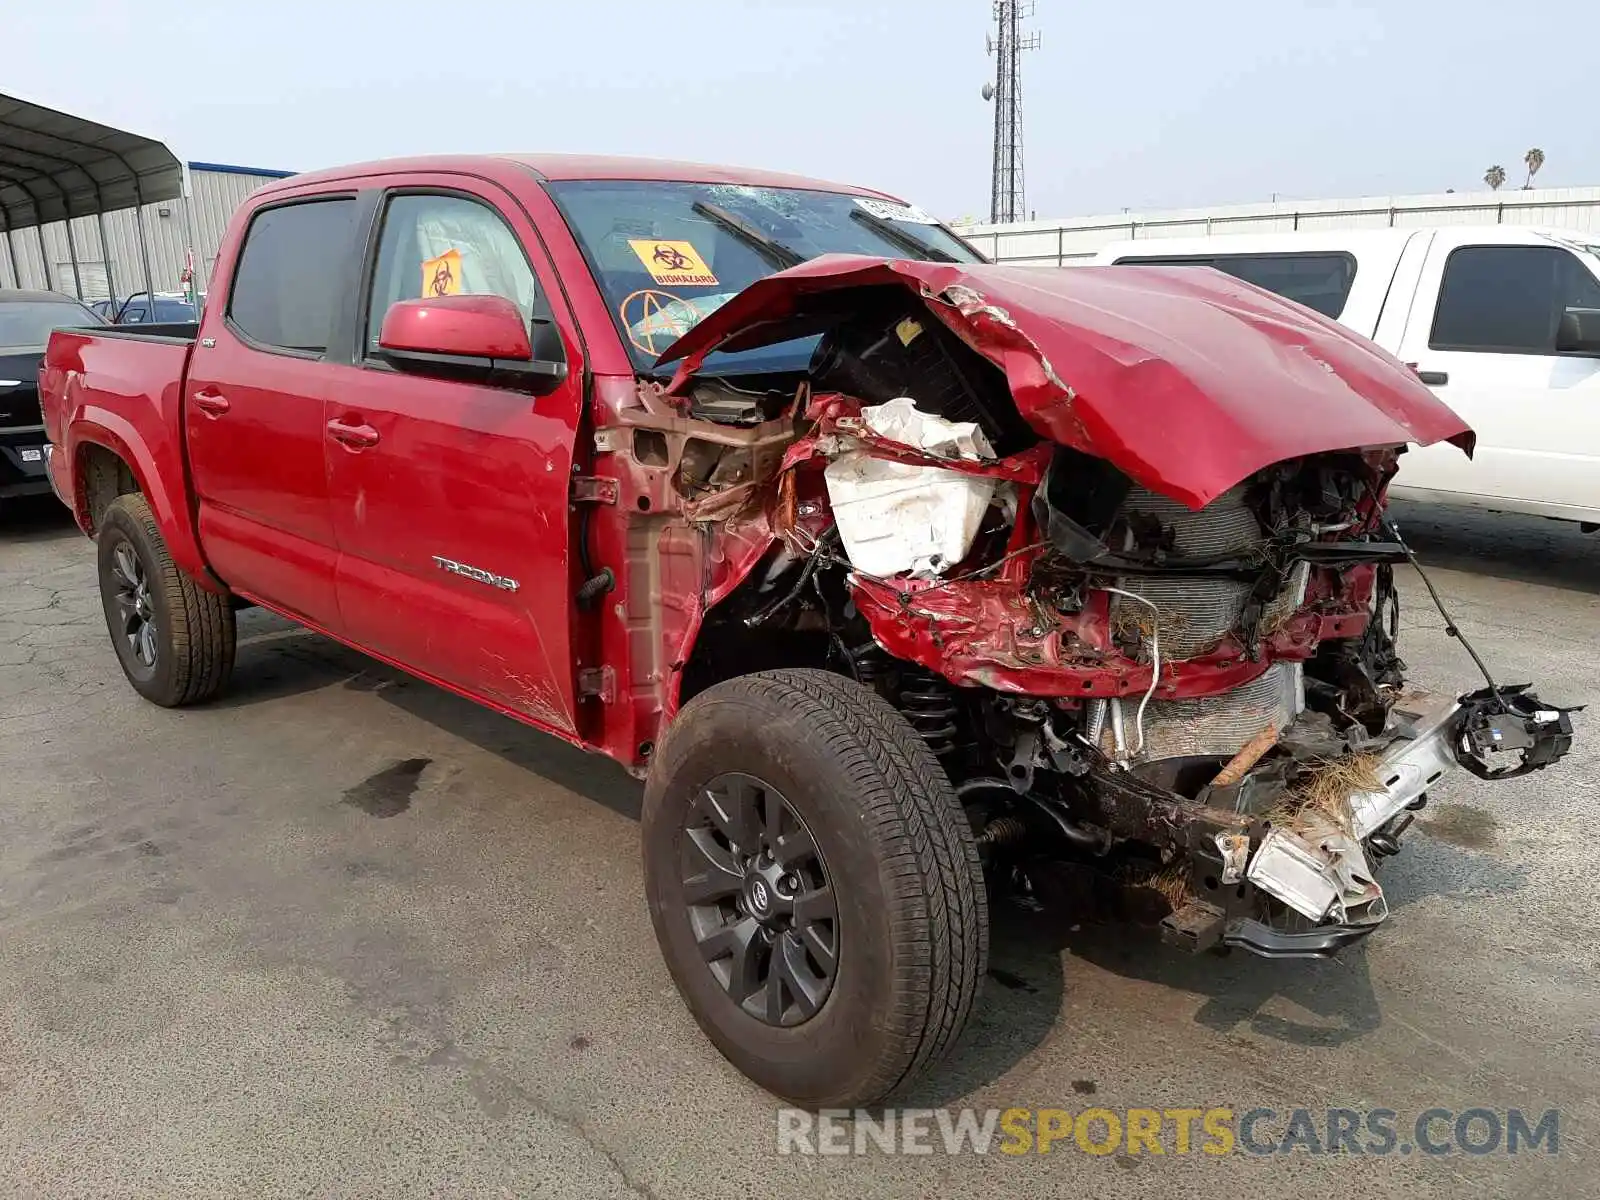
[1093,227,1600,527]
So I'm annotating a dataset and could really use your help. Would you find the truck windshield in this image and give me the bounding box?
[546,180,982,376]
[0,299,101,350]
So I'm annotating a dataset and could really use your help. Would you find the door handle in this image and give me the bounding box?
[326,417,380,449]
[192,389,231,415]
[1416,369,1449,386]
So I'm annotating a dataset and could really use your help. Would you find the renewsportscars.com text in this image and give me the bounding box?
[776,1106,1560,1157]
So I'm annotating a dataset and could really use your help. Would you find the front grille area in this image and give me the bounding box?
[1140,662,1304,760]
[1106,484,1305,760]
[1110,485,1260,658]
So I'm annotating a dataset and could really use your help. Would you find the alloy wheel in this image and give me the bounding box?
[109,539,158,669]
[680,772,839,1027]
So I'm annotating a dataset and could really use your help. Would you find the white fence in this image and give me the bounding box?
[955,185,1600,266]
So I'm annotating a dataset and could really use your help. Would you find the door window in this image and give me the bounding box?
[365,193,540,353]
[227,198,356,354]
[1429,245,1600,354]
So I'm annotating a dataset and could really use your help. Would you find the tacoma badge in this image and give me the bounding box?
[432,556,520,592]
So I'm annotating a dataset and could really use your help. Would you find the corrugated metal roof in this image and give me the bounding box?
[0,92,182,230]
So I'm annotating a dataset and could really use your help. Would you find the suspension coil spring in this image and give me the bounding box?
[899,668,959,760]
[852,646,888,693]
[976,815,1027,848]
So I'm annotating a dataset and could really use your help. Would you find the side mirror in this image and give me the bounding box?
[1556,307,1600,355]
[377,294,566,387]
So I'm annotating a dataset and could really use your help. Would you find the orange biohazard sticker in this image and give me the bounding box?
[628,239,719,287]
[421,249,463,297]
[619,289,702,355]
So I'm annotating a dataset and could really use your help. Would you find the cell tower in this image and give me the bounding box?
[984,1,1039,224]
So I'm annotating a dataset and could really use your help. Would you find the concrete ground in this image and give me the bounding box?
[2,494,1596,1199]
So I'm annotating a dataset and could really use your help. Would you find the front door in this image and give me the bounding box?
[1396,234,1600,516]
[326,181,584,736]
[186,195,360,627]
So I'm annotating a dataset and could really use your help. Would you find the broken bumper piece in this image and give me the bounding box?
[1223,685,1576,959]
[1221,915,1383,959]
[1246,821,1387,926]
[1163,897,1385,959]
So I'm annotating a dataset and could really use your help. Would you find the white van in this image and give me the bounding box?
[1091,227,1600,526]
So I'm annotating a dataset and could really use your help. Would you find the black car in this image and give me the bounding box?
[109,291,199,324]
[0,290,105,508]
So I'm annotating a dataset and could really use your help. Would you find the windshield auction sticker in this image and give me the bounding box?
[854,196,939,224]
[628,239,719,287]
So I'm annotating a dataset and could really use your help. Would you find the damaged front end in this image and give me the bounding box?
[603,254,1577,961]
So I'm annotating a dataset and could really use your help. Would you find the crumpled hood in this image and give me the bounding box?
[658,255,1475,509]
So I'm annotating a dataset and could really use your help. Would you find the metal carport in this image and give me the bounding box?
[0,91,182,304]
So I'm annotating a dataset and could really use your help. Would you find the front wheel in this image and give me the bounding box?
[643,668,988,1107]
[97,493,236,707]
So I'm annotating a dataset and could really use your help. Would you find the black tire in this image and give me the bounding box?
[643,668,988,1107]
[97,493,235,707]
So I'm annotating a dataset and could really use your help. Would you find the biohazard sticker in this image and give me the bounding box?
[854,197,939,225]
[619,289,702,355]
[422,249,463,297]
[628,239,719,287]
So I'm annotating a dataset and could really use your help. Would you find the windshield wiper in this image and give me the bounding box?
[691,201,805,271]
[849,208,959,263]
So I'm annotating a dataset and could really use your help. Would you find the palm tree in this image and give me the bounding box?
[1484,165,1507,191]
[1523,147,1545,189]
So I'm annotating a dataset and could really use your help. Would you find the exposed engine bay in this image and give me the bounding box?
[591,256,1577,960]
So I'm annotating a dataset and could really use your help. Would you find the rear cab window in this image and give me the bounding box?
[1429,244,1600,353]
[227,198,357,355]
[1111,252,1358,319]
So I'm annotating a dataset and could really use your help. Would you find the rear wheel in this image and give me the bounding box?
[97,493,235,706]
[643,668,988,1107]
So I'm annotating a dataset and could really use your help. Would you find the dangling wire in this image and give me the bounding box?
[1097,586,1162,760]
[745,529,838,628]
[1379,515,1505,712]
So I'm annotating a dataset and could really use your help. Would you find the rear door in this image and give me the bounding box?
[1395,234,1600,515]
[186,194,360,625]
[325,178,584,735]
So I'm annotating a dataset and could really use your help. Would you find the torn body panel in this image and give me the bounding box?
[850,573,1362,700]
[584,375,798,760]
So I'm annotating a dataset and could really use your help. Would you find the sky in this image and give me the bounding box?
[9,0,1590,222]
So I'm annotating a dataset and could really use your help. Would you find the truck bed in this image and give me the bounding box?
[40,323,206,578]
[83,322,200,343]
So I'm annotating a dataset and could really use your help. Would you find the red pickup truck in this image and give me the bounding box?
[40,154,1573,1107]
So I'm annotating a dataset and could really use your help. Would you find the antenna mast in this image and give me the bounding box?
[986,1,1039,224]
